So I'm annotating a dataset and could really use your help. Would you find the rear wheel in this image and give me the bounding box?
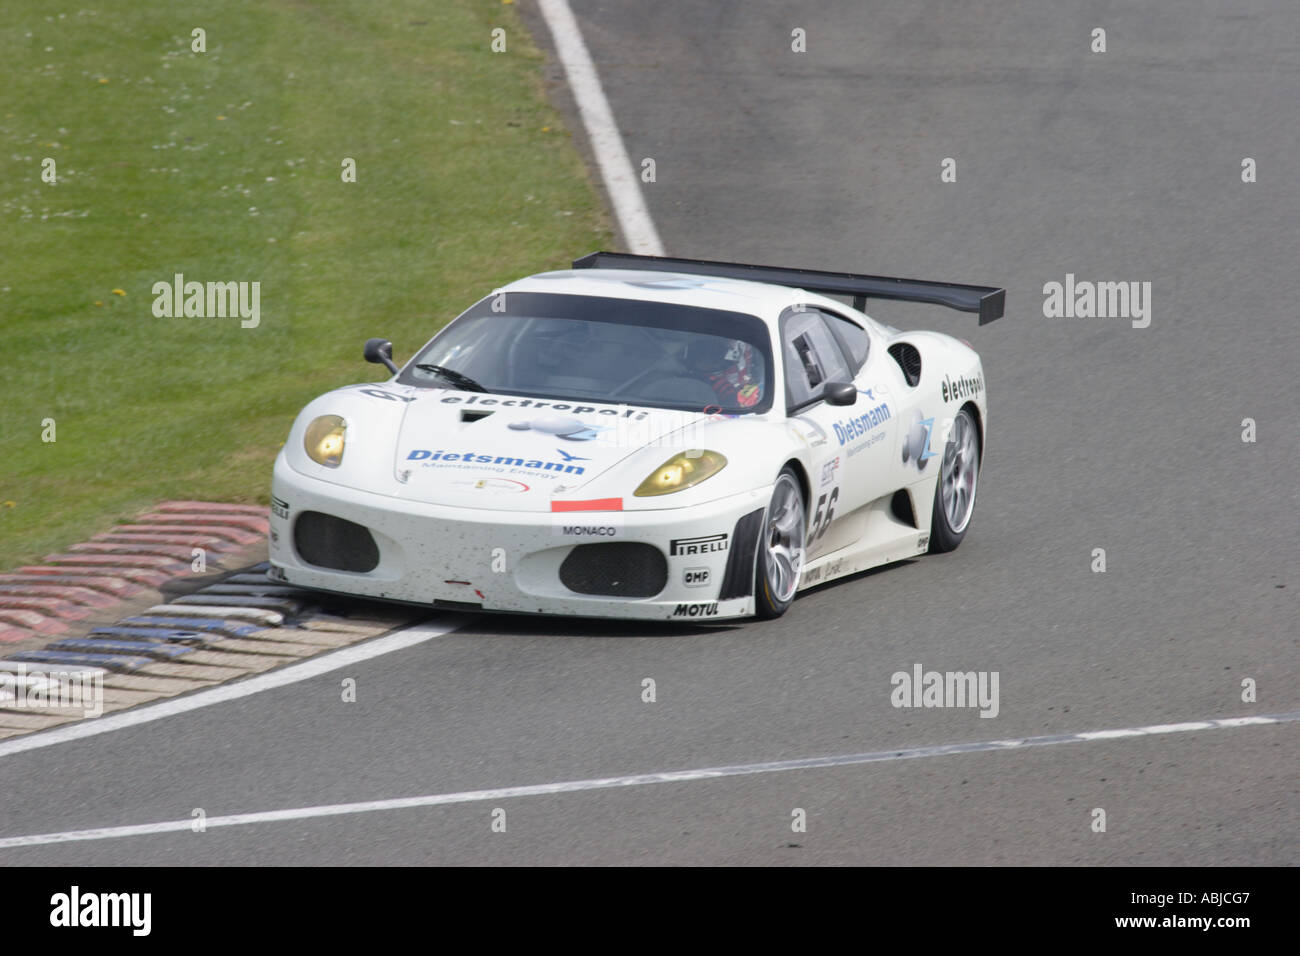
[928,407,980,553]
[754,467,806,619]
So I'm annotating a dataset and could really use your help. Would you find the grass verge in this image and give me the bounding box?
[0,0,610,568]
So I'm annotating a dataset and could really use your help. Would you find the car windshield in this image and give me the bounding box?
[397,292,774,415]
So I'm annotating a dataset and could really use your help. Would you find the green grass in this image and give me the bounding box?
[0,1,611,568]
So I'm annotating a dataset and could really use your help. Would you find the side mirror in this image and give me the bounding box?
[363,337,399,375]
[823,382,858,406]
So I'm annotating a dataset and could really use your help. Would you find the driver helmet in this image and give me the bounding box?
[688,338,761,407]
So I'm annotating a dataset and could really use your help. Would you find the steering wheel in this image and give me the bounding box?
[608,359,681,398]
[507,323,586,385]
[605,328,687,398]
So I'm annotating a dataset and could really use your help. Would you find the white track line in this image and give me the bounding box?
[0,618,464,759]
[1,710,1294,849]
[537,0,664,255]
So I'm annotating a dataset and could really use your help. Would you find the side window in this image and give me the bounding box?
[782,307,851,408]
[821,310,871,373]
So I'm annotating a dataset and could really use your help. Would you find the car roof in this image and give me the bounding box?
[502,268,860,324]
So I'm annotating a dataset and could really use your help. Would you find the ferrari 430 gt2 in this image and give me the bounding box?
[268,252,1004,621]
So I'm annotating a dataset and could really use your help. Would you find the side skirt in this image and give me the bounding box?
[797,476,938,590]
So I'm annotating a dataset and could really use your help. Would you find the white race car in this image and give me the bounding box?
[268,253,1003,621]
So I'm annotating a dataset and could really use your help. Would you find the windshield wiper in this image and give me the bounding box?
[414,364,488,393]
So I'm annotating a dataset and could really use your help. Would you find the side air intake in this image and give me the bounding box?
[888,342,922,386]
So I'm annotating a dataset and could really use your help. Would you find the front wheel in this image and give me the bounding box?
[928,407,980,553]
[754,467,806,619]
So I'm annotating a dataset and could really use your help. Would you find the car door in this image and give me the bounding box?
[822,306,935,501]
[781,305,902,559]
[779,306,866,558]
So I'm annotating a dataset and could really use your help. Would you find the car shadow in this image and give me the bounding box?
[448,611,740,640]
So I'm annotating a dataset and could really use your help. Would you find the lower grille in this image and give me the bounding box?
[293,511,380,573]
[559,543,667,598]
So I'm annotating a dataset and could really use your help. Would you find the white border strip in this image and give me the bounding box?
[0,618,463,759]
[1,710,1293,848]
[537,0,665,255]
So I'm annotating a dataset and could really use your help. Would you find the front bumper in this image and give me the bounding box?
[269,455,770,621]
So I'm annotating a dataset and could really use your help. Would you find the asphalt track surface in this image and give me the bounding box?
[2,1,1296,865]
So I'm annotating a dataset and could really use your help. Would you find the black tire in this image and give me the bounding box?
[928,407,980,553]
[754,466,807,619]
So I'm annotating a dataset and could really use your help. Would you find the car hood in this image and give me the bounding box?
[390,390,706,510]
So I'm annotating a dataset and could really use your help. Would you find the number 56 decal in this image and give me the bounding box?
[811,487,839,543]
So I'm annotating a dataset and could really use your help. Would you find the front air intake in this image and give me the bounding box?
[293,511,380,573]
[559,543,668,598]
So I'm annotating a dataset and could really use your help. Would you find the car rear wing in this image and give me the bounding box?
[572,251,1005,325]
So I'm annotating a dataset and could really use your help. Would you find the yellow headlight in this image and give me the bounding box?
[634,449,727,497]
[304,415,346,467]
